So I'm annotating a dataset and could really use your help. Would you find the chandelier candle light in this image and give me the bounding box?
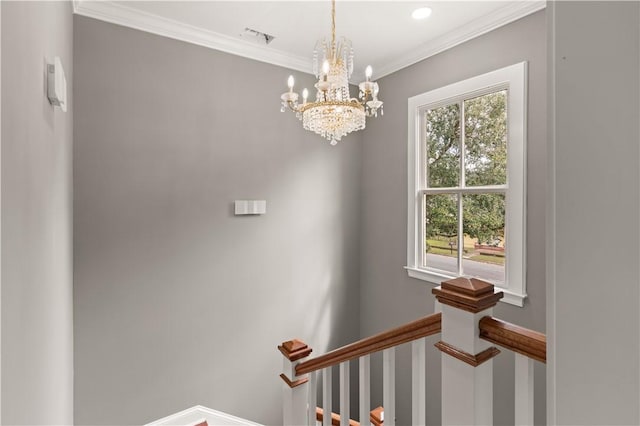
[280,0,383,145]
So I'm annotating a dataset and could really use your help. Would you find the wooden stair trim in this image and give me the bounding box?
[435,341,500,367]
[279,373,309,389]
[442,276,494,297]
[297,313,441,375]
[479,316,547,363]
[278,339,312,361]
[432,277,503,313]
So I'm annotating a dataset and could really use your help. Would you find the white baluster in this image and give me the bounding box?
[308,371,317,426]
[383,348,396,426]
[340,362,350,426]
[412,337,426,425]
[323,368,332,426]
[515,353,534,426]
[359,355,371,426]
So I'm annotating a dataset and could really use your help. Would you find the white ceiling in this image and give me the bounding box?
[73,0,545,81]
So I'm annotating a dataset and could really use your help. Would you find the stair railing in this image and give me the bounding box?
[279,313,442,426]
[479,316,546,425]
[279,277,546,426]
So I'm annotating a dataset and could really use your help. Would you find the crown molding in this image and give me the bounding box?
[374,1,546,79]
[72,1,313,74]
[73,1,545,79]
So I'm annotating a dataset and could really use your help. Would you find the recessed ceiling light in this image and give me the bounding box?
[412,7,432,20]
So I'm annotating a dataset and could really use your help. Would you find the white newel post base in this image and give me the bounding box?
[441,346,494,425]
[279,339,312,426]
[433,277,504,426]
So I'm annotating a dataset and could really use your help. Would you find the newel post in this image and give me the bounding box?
[279,339,312,425]
[433,277,503,426]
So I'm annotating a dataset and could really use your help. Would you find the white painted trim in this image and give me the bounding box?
[411,338,426,425]
[308,371,318,426]
[322,368,332,426]
[514,353,535,425]
[339,362,350,426]
[406,266,454,287]
[407,62,528,308]
[72,1,312,74]
[382,348,396,426]
[72,1,544,79]
[358,355,370,426]
[145,405,262,426]
[375,1,545,78]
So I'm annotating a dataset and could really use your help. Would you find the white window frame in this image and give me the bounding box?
[406,62,527,307]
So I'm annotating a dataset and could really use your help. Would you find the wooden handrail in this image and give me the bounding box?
[479,316,546,363]
[296,312,441,375]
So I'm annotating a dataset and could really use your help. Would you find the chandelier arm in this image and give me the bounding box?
[288,100,301,112]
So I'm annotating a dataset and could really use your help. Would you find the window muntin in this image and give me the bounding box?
[407,62,527,307]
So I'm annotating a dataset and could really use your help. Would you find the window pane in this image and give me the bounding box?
[424,193,458,274]
[462,193,505,285]
[426,103,460,188]
[464,90,507,186]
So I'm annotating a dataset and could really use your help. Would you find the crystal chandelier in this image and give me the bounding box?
[280,0,383,146]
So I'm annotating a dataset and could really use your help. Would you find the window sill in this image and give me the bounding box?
[405,266,526,307]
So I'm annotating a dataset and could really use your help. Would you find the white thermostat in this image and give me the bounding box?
[234,200,266,215]
[47,56,67,112]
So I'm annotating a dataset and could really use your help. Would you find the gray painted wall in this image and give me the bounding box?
[548,2,639,424]
[73,16,362,425]
[1,2,74,424]
[358,10,547,425]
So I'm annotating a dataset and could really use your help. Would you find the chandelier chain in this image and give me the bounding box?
[331,0,336,58]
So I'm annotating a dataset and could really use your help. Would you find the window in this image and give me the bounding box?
[407,62,527,306]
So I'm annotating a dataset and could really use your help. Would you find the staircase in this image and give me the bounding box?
[279,277,546,425]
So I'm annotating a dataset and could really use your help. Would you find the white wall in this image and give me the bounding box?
[548,1,640,424]
[1,2,74,424]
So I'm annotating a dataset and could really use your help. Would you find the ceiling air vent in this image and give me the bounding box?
[240,28,275,45]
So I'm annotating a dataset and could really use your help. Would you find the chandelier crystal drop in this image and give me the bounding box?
[280,0,383,146]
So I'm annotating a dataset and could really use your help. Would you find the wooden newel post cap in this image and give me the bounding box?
[432,277,503,313]
[278,339,312,361]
